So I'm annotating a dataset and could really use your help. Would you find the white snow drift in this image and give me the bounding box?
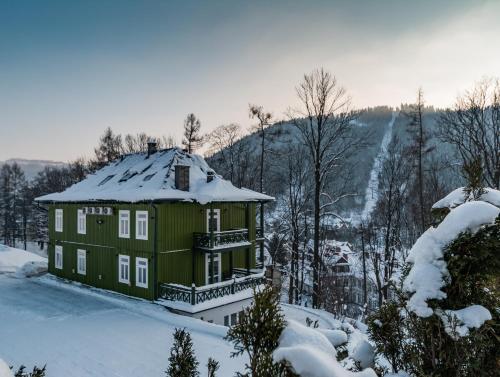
[0,244,47,276]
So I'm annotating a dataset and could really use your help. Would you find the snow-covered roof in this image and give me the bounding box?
[35,148,274,204]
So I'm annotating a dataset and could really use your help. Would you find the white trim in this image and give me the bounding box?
[55,209,63,232]
[77,249,86,275]
[206,209,220,232]
[205,252,221,285]
[55,245,63,269]
[118,254,130,284]
[119,210,130,238]
[135,211,148,240]
[135,257,148,288]
[77,209,86,234]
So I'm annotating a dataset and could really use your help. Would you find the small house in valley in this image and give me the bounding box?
[35,144,272,325]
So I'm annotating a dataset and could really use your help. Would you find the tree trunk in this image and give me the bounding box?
[313,160,321,308]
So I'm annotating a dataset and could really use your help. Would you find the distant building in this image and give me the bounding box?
[36,145,272,325]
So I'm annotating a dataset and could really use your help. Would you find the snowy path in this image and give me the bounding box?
[359,111,398,222]
[0,275,242,377]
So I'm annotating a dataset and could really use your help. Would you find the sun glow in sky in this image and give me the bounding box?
[0,0,499,161]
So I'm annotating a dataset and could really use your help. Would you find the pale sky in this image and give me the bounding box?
[1,0,499,162]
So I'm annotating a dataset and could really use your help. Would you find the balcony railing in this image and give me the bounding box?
[158,273,266,305]
[193,228,249,249]
[255,226,264,241]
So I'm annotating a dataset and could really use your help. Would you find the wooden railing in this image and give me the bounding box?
[256,226,264,240]
[193,228,249,249]
[158,274,266,305]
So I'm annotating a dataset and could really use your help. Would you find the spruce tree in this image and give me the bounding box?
[225,285,286,377]
[206,358,219,377]
[166,328,199,377]
[182,114,203,154]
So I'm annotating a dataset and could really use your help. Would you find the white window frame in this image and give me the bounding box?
[118,255,130,284]
[119,210,130,238]
[135,211,148,240]
[205,252,221,285]
[135,257,148,288]
[206,209,220,232]
[55,245,63,269]
[77,209,86,235]
[77,249,86,275]
[55,209,63,232]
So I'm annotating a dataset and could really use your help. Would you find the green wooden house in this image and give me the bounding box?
[36,144,272,325]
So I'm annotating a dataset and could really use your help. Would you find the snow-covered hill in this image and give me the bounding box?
[0,158,66,180]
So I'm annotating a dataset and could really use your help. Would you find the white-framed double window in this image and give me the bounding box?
[118,255,130,284]
[206,209,220,232]
[55,209,63,232]
[205,253,221,285]
[135,211,148,240]
[119,210,130,238]
[136,257,148,288]
[55,245,63,269]
[77,209,86,234]
[77,249,86,275]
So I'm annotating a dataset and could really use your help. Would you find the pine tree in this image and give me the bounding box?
[462,157,486,201]
[225,285,286,377]
[14,365,46,377]
[206,358,219,377]
[166,328,199,377]
[182,114,203,154]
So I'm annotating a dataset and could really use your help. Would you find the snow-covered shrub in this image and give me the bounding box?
[166,328,199,377]
[368,187,500,376]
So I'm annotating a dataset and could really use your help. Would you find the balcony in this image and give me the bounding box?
[255,226,265,241]
[193,228,251,251]
[158,273,266,305]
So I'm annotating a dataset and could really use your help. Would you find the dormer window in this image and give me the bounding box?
[98,175,115,186]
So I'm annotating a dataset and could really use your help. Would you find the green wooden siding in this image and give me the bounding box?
[47,201,257,300]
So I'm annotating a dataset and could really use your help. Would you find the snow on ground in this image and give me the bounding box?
[0,267,349,377]
[0,244,47,275]
[273,320,377,377]
[403,200,499,317]
[0,358,13,377]
[0,274,243,377]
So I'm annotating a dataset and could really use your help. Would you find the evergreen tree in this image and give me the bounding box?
[166,328,199,377]
[206,358,219,377]
[225,285,286,377]
[368,189,500,376]
[462,157,486,201]
[13,365,46,377]
[92,127,123,170]
[182,114,203,154]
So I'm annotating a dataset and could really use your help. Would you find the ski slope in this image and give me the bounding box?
[358,111,398,222]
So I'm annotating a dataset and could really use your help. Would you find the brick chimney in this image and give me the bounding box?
[175,165,190,191]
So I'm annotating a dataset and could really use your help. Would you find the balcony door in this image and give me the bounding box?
[206,209,220,232]
[205,253,221,285]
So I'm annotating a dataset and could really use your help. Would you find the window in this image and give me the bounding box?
[224,315,229,327]
[55,245,63,269]
[119,210,130,238]
[77,249,86,275]
[205,253,221,285]
[118,255,130,284]
[98,174,115,186]
[55,209,63,232]
[136,257,148,288]
[135,211,148,240]
[206,209,220,232]
[77,209,86,234]
[231,313,237,326]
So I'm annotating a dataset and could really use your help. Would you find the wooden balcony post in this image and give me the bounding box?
[209,204,214,249]
[210,252,215,284]
[191,283,196,305]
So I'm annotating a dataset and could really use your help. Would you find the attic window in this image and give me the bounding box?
[98,175,115,186]
[143,173,156,182]
[140,164,153,174]
[119,171,138,182]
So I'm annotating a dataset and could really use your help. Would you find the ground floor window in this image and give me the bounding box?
[205,253,221,285]
[118,255,130,284]
[231,313,237,326]
[77,249,86,275]
[55,245,63,269]
[136,257,148,288]
[224,315,229,327]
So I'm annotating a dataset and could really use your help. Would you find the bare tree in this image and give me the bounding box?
[404,88,433,233]
[438,78,500,189]
[182,113,203,154]
[288,68,360,308]
[249,104,273,193]
[205,124,243,182]
[92,127,123,170]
